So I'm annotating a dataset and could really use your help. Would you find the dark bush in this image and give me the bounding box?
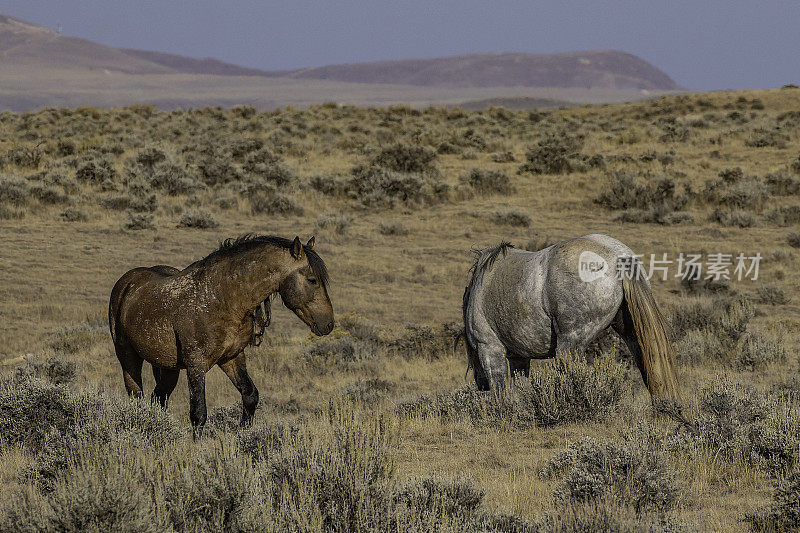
[308,173,341,195]
[756,285,790,305]
[178,208,219,229]
[150,162,201,195]
[765,205,800,226]
[596,172,688,213]
[764,172,800,195]
[489,210,531,227]
[250,193,304,216]
[519,132,602,174]
[75,157,116,183]
[0,175,31,206]
[710,208,756,228]
[540,436,681,513]
[346,166,448,208]
[370,143,437,174]
[400,351,628,428]
[123,211,155,230]
[460,168,513,195]
[747,469,800,531]
[60,207,89,222]
[15,355,78,385]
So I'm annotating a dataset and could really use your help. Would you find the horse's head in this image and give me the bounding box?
[279,236,334,336]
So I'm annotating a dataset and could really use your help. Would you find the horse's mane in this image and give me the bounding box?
[197,234,329,286]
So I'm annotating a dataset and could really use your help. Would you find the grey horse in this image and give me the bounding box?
[462,234,679,400]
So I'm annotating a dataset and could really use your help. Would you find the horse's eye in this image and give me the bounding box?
[307,278,317,285]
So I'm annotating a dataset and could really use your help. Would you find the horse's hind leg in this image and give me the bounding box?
[219,352,259,426]
[151,367,180,409]
[466,341,490,391]
[476,342,508,390]
[115,340,144,398]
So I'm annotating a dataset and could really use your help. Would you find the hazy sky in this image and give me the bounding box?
[1,1,798,90]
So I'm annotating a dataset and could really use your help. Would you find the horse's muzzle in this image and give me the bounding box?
[313,319,334,336]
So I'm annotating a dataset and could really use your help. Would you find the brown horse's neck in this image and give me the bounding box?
[193,245,294,316]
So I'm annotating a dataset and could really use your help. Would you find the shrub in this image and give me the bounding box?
[459,168,513,195]
[674,328,726,364]
[123,212,155,230]
[689,381,800,475]
[490,151,515,163]
[747,469,800,531]
[540,436,681,513]
[0,373,179,452]
[595,173,689,225]
[75,156,116,183]
[178,208,219,229]
[346,166,448,208]
[765,205,800,226]
[788,231,800,248]
[764,172,800,195]
[196,152,241,186]
[744,129,789,148]
[710,208,756,228]
[314,212,353,234]
[0,175,30,206]
[382,323,460,361]
[60,207,89,222]
[245,159,295,187]
[301,335,383,374]
[519,132,602,174]
[0,205,25,219]
[342,378,395,404]
[489,209,531,227]
[101,193,157,213]
[756,285,790,305]
[150,162,201,195]
[4,145,42,168]
[378,222,409,236]
[29,184,69,205]
[308,173,340,195]
[400,351,628,428]
[370,143,437,174]
[14,355,78,386]
[735,330,788,370]
[250,193,304,216]
[135,146,166,168]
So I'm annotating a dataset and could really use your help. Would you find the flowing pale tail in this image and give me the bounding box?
[621,268,680,400]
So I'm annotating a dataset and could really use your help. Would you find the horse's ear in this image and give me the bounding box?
[306,236,315,250]
[290,236,304,260]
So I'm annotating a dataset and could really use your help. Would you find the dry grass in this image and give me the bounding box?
[1,87,800,530]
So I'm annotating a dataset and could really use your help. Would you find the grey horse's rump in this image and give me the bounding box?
[462,234,679,399]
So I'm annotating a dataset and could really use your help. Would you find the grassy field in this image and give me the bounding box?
[0,88,799,530]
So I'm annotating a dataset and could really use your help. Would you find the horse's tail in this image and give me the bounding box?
[621,264,680,400]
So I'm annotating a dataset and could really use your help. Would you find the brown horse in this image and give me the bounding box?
[108,235,334,435]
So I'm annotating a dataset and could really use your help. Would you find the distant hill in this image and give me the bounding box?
[277,51,682,91]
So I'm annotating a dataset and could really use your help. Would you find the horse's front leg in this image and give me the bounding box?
[219,351,259,426]
[186,365,207,439]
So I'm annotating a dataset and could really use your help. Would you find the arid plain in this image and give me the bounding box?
[0,88,799,530]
